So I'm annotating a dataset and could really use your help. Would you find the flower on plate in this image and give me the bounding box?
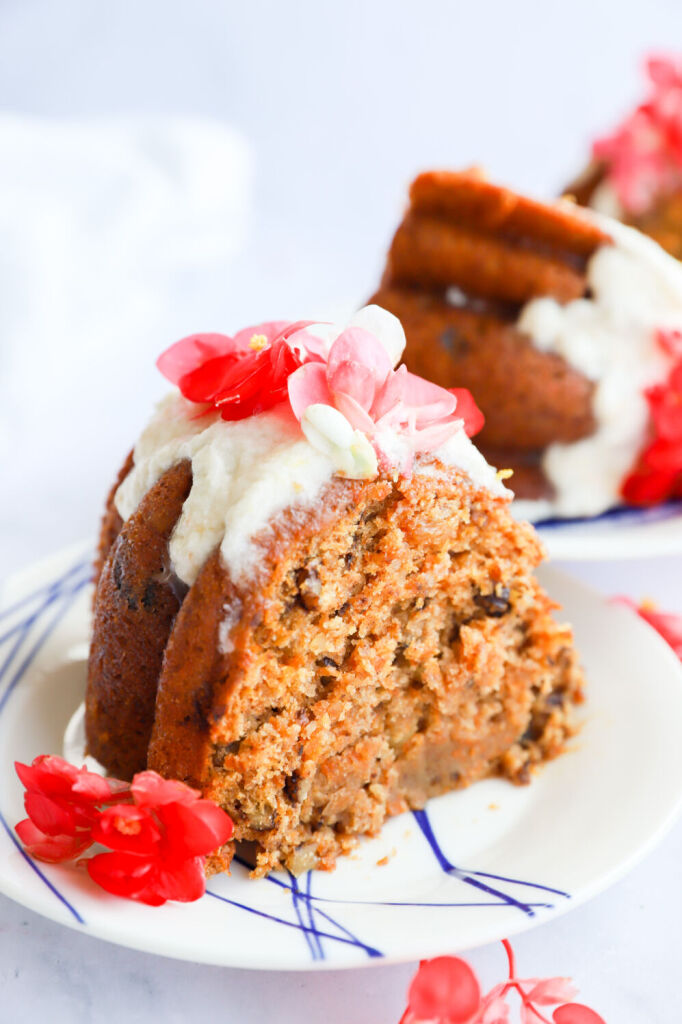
[14,760,234,907]
[14,755,126,863]
[593,54,682,214]
[622,329,682,504]
[287,316,484,476]
[87,771,234,906]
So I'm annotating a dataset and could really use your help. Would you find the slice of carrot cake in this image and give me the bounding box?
[86,305,583,877]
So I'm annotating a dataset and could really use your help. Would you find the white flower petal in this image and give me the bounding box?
[347,304,406,367]
[301,403,377,479]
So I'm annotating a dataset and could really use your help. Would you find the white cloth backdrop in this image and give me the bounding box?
[2,1,682,1021]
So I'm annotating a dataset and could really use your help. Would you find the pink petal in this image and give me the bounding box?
[329,361,377,411]
[410,420,461,453]
[528,978,579,1006]
[87,851,165,905]
[333,391,376,434]
[371,364,409,424]
[287,363,332,420]
[157,333,235,385]
[327,327,393,382]
[403,372,457,425]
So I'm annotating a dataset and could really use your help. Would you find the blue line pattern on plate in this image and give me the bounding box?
[0,554,572,963]
[535,499,682,529]
[0,557,91,925]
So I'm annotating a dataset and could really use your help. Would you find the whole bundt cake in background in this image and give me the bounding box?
[371,169,682,519]
[86,306,584,878]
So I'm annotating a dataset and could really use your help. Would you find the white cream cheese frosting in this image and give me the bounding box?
[515,208,682,519]
[116,310,508,585]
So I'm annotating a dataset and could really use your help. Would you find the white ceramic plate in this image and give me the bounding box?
[1,543,682,970]
[527,501,682,561]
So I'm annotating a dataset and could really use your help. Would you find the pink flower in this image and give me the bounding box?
[288,324,483,476]
[86,771,234,906]
[593,54,682,214]
[14,755,126,863]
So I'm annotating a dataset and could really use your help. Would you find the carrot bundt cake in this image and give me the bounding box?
[86,305,584,878]
[568,55,682,261]
[371,170,682,518]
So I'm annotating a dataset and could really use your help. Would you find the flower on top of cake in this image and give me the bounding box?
[157,304,484,479]
[590,55,682,218]
[116,304,501,586]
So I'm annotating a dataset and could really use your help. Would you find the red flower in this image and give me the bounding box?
[157,320,325,420]
[403,957,480,1023]
[14,759,234,907]
[86,771,233,906]
[14,755,126,863]
[622,330,682,505]
[399,942,605,1024]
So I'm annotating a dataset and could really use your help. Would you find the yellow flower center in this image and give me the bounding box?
[249,333,268,351]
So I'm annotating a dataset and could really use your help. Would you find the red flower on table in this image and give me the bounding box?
[14,755,126,863]
[14,759,234,906]
[622,329,682,504]
[593,54,682,214]
[399,941,606,1024]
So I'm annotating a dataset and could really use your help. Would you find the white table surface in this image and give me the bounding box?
[2,1,682,1019]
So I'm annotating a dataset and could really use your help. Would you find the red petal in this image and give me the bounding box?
[87,852,164,903]
[553,1004,606,1024]
[449,388,485,437]
[92,804,163,855]
[180,352,250,404]
[15,756,79,798]
[157,333,235,386]
[153,856,206,903]
[24,792,77,837]
[15,819,93,863]
[407,956,481,1022]
[157,800,233,859]
[131,771,201,808]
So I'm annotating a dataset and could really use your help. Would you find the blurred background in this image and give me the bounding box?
[3,0,682,576]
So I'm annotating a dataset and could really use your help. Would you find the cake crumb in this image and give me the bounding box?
[376,848,397,867]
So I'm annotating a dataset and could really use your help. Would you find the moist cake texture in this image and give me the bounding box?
[86,306,584,877]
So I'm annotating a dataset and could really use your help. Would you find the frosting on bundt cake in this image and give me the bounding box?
[86,306,584,877]
[372,170,682,519]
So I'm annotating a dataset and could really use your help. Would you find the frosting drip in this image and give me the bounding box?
[517,211,682,518]
[116,394,507,587]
